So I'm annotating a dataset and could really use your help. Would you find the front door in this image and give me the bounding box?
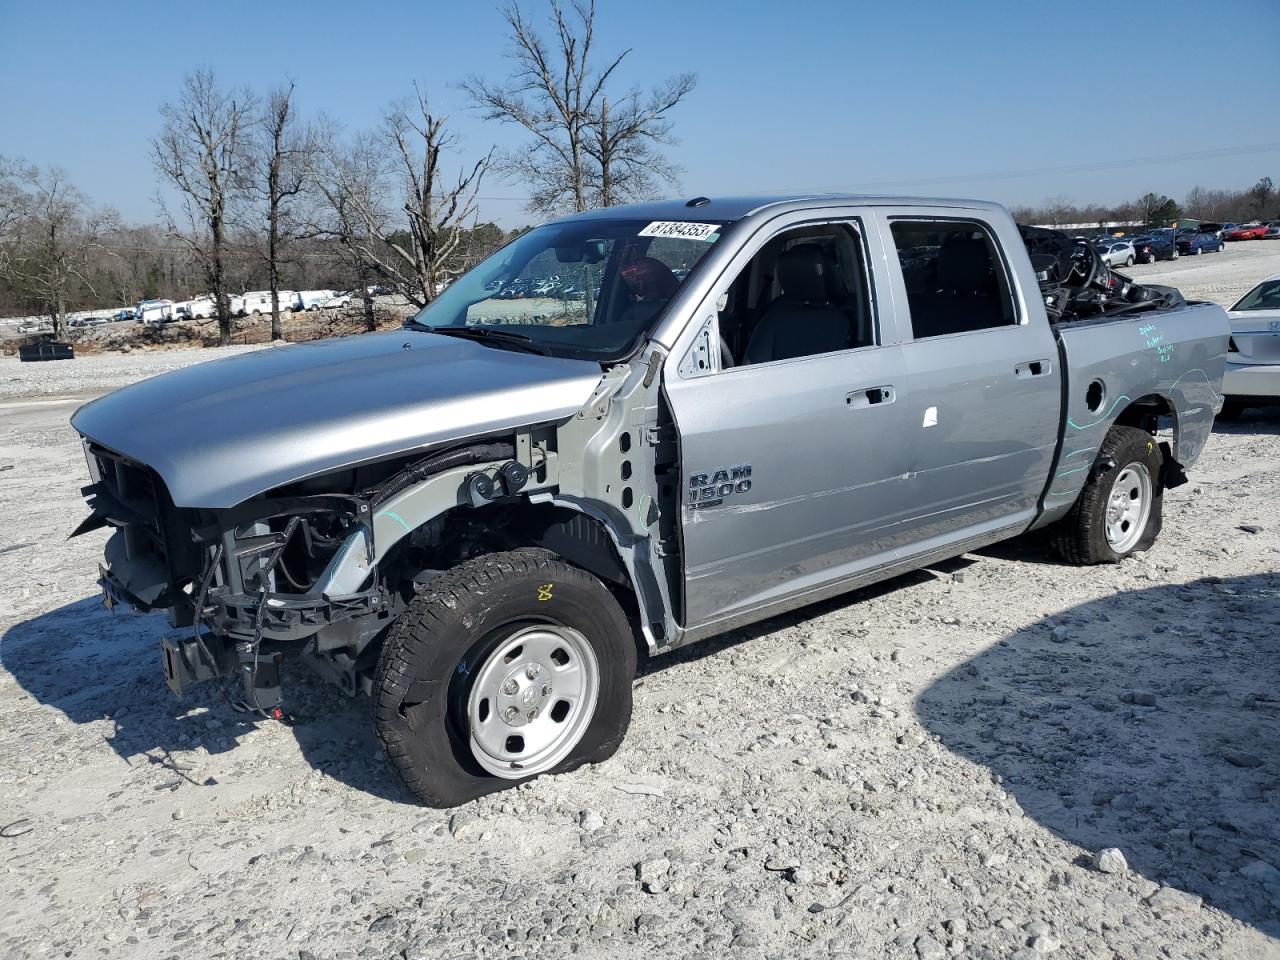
[663,214,916,630]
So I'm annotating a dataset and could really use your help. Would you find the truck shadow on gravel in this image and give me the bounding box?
[1213,409,1280,436]
[916,572,1280,937]
[0,596,413,802]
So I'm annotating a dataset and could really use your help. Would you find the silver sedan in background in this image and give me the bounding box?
[1094,239,1136,268]
[1222,273,1280,416]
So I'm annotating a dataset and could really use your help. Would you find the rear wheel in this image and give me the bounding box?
[373,549,636,806]
[1053,425,1163,564]
[1124,255,1135,267]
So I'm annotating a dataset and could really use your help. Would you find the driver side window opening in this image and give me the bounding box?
[717,221,876,368]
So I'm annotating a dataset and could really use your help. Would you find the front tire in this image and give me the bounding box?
[373,549,636,807]
[1053,425,1163,564]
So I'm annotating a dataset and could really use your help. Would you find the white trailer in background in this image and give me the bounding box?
[136,300,175,325]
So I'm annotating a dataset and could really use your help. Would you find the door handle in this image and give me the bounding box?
[846,385,894,408]
[1014,359,1052,378]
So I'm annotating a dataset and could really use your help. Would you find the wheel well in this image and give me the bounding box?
[1114,393,1174,437]
[383,500,645,647]
[1113,393,1187,486]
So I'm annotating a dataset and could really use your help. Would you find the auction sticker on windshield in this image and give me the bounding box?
[638,221,721,241]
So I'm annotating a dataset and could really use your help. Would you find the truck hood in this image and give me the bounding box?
[71,331,603,508]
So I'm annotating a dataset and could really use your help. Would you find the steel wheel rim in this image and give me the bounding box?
[466,624,599,779]
[1105,461,1152,553]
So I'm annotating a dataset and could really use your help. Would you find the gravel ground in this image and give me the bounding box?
[0,246,1278,960]
[0,344,269,400]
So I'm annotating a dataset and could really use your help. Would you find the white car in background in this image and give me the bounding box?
[296,289,337,311]
[1221,274,1280,416]
[317,291,354,309]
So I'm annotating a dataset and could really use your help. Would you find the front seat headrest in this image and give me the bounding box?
[937,237,992,293]
[776,244,830,303]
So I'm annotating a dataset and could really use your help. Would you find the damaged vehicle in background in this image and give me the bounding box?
[71,195,1228,807]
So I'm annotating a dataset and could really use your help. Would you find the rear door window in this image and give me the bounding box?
[889,219,1018,339]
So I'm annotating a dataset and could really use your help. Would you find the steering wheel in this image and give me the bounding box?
[1068,240,1103,290]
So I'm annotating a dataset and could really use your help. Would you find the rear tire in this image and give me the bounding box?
[1125,255,1135,267]
[1053,425,1163,565]
[373,549,636,807]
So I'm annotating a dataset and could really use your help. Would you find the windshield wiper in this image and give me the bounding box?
[407,322,552,356]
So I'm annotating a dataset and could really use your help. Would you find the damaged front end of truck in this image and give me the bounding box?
[70,335,682,717]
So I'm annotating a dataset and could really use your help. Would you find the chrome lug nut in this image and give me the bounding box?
[502,679,518,695]
[525,664,540,680]
[503,706,519,723]
[541,683,552,697]
[527,707,539,721]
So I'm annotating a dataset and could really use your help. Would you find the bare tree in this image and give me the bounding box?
[387,87,493,305]
[247,82,312,340]
[153,70,254,346]
[310,92,492,316]
[1247,176,1275,220]
[0,159,114,338]
[464,0,695,216]
[308,126,387,331]
[585,74,695,207]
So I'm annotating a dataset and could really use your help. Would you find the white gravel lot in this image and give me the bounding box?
[0,244,1278,960]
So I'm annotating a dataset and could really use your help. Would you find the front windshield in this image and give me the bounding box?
[409,217,727,360]
[1231,278,1280,311]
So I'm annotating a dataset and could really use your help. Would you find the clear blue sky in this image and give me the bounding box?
[2,0,1278,227]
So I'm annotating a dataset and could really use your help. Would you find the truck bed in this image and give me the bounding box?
[1038,299,1227,524]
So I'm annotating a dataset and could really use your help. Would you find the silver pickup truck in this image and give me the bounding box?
[71,196,1228,806]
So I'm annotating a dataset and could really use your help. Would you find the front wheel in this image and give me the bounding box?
[1053,425,1163,564]
[1171,248,1179,259]
[373,549,636,806]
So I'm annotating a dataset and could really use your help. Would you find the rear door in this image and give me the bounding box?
[663,210,917,630]
[873,210,1062,550]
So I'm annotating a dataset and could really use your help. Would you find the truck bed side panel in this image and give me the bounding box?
[1038,302,1228,524]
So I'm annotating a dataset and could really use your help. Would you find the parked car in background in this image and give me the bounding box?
[70,315,110,328]
[16,319,49,334]
[318,291,354,309]
[113,308,136,323]
[136,300,175,325]
[296,290,335,311]
[1094,239,1135,268]
[1221,273,1280,416]
[1196,222,1224,239]
[1175,229,1223,256]
[1225,223,1267,241]
[1129,234,1178,263]
[1264,222,1280,240]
